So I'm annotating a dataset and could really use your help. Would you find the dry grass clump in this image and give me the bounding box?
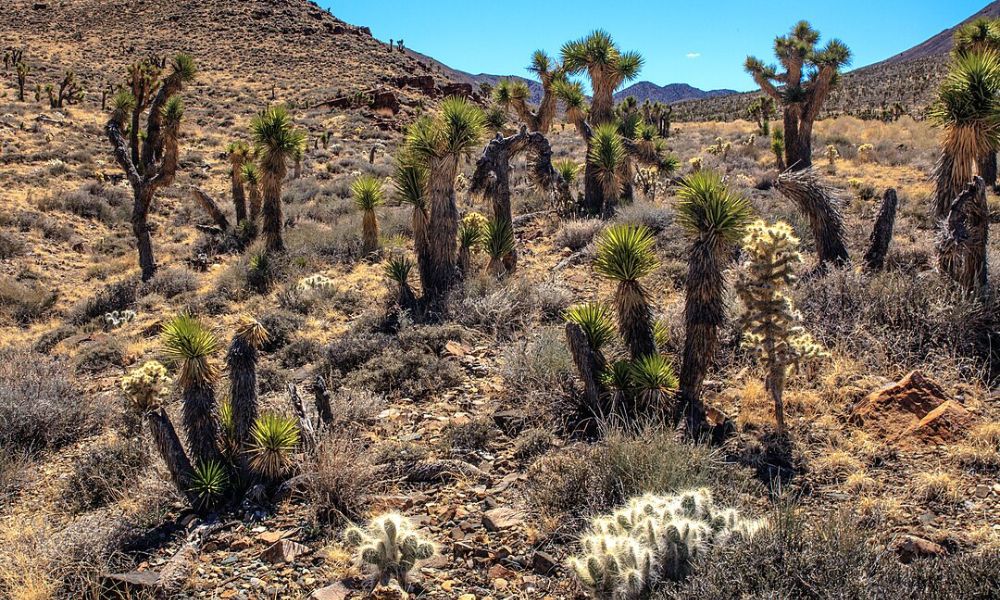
[843,471,879,494]
[953,422,1000,470]
[303,432,385,525]
[811,449,863,482]
[912,471,961,504]
[0,277,58,324]
[555,218,604,251]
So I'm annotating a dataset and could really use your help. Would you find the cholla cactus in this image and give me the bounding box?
[298,273,336,294]
[736,221,828,434]
[857,143,876,163]
[824,144,839,172]
[570,488,765,599]
[345,513,436,587]
[104,309,137,330]
[688,156,702,172]
[121,360,171,412]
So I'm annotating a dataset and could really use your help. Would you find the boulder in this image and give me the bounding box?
[891,534,946,563]
[482,507,524,532]
[371,90,400,114]
[905,401,974,444]
[438,82,473,98]
[850,371,971,444]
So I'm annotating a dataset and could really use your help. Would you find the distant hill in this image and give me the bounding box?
[877,0,1000,66]
[614,81,736,105]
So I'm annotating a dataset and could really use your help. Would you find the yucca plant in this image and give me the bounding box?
[493,50,566,133]
[248,412,300,481]
[594,224,659,360]
[189,459,228,511]
[628,354,679,414]
[385,253,417,310]
[565,302,617,419]
[242,162,263,224]
[457,211,487,275]
[483,219,515,278]
[929,50,1000,218]
[953,19,1000,187]
[226,141,253,225]
[745,21,851,171]
[218,399,239,463]
[226,316,268,468]
[588,123,627,213]
[246,248,274,294]
[565,302,617,355]
[251,105,306,252]
[554,159,581,187]
[106,53,196,280]
[771,128,786,171]
[600,359,635,417]
[392,155,431,290]
[484,103,508,135]
[161,313,222,465]
[675,171,753,435]
[121,361,194,498]
[351,174,385,255]
[403,97,484,304]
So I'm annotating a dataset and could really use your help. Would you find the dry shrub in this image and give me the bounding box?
[555,219,603,251]
[500,326,575,420]
[912,471,961,504]
[0,277,57,324]
[69,278,138,325]
[303,433,385,525]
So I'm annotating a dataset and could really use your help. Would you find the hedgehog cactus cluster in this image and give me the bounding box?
[345,513,437,587]
[569,488,765,599]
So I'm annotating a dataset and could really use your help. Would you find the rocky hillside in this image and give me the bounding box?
[614,81,736,104]
[877,0,1000,66]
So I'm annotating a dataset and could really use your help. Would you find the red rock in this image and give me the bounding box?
[262,539,311,564]
[891,534,946,563]
[905,401,974,444]
[482,507,524,532]
[311,582,350,600]
[850,371,972,444]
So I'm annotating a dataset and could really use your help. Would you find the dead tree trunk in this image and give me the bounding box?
[312,375,333,427]
[863,188,898,272]
[192,189,230,231]
[776,168,850,268]
[565,321,604,419]
[937,176,989,296]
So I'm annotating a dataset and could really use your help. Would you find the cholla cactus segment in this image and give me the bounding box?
[569,489,765,599]
[104,309,137,329]
[857,143,876,163]
[297,273,335,292]
[345,512,437,586]
[121,360,172,412]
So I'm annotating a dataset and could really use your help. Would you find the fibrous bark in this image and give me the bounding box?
[565,321,604,418]
[679,241,726,436]
[146,408,194,500]
[937,176,990,296]
[863,188,898,272]
[979,152,997,189]
[181,381,221,466]
[192,188,230,231]
[776,168,850,267]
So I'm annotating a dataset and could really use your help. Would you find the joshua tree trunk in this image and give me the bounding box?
[131,194,157,281]
[934,152,969,220]
[423,154,461,305]
[776,168,849,267]
[261,158,287,252]
[617,282,656,360]
[192,188,230,231]
[248,185,262,224]
[863,188,898,272]
[146,408,195,500]
[978,152,997,189]
[582,158,606,216]
[412,207,432,298]
[679,242,725,437]
[182,382,221,466]
[362,210,379,255]
[231,168,248,224]
[227,336,259,451]
[312,375,334,427]
[470,127,564,274]
[937,176,989,296]
[565,321,605,419]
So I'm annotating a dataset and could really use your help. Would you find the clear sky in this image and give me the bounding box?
[321,0,988,92]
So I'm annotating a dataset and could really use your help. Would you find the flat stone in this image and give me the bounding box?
[531,551,558,575]
[262,539,311,564]
[482,507,524,532]
[311,582,350,600]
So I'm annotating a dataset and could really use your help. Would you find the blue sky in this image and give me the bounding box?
[322,0,986,92]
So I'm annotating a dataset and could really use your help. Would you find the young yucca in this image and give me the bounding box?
[628,354,679,413]
[251,105,306,252]
[675,172,752,432]
[554,159,581,187]
[162,313,222,465]
[588,123,627,211]
[226,141,253,224]
[565,302,617,353]
[352,174,385,255]
[384,253,417,309]
[246,248,274,293]
[457,211,487,275]
[189,459,228,510]
[594,224,659,360]
[484,104,508,135]
[483,219,515,277]
[248,412,300,480]
[242,162,263,224]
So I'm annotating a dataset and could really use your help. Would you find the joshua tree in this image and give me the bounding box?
[736,221,827,435]
[588,122,628,212]
[121,361,194,500]
[953,18,1000,187]
[226,317,268,465]
[392,155,431,295]
[50,70,83,108]
[247,412,300,481]
[747,96,774,135]
[930,51,1000,219]
[560,31,643,214]
[251,106,306,252]
[385,254,418,310]
[124,58,164,170]
[937,177,990,296]
[226,141,253,225]
[771,127,786,171]
[775,168,850,268]
[243,162,263,224]
[594,224,659,360]
[470,126,566,272]
[351,174,385,255]
[106,54,196,280]
[15,60,28,101]
[564,302,617,418]
[745,21,851,171]
[676,171,753,437]
[161,313,222,465]
[402,97,484,305]
[493,50,565,134]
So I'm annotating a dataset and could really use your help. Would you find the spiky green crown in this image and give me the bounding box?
[931,50,1000,131]
[628,354,678,393]
[161,314,220,386]
[171,53,197,82]
[554,159,580,185]
[676,170,754,243]
[561,30,643,86]
[351,174,385,211]
[406,97,485,160]
[588,122,626,184]
[241,162,260,185]
[484,104,508,132]
[594,224,658,283]
[528,49,553,76]
[189,459,227,508]
[564,302,616,352]
[251,105,306,158]
[234,315,269,349]
[483,219,515,261]
[458,211,487,248]
[226,141,252,167]
[601,359,634,391]
[553,79,587,114]
[954,18,1000,57]
[392,156,428,210]
[161,96,184,128]
[248,412,300,478]
[112,89,136,116]
[384,254,414,284]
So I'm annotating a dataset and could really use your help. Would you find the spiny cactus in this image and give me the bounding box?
[736,221,828,434]
[345,513,436,587]
[745,21,851,170]
[121,360,171,413]
[856,143,875,163]
[570,489,765,599]
[824,144,840,172]
[104,309,137,330]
